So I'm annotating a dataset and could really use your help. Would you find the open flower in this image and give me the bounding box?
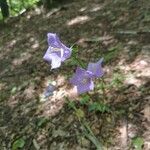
[87,58,104,78]
[70,67,94,94]
[43,33,71,69]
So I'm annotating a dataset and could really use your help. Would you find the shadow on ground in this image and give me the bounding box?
[0,0,150,149]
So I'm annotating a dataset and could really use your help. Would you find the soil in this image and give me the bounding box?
[0,0,150,149]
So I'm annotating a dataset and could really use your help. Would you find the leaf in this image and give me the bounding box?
[81,122,103,150]
[33,139,40,150]
[71,46,79,56]
[97,103,110,113]
[37,117,47,127]
[68,101,76,110]
[12,138,25,150]
[116,30,137,35]
[80,95,90,105]
[52,129,67,137]
[71,57,79,65]
[88,102,110,113]
[88,103,97,112]
[132,137,144,150]
[11,87,17,94]
[76,109,85,119]
[108,47,118,52]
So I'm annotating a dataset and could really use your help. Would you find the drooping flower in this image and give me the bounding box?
[44,83,56,98]
[87,58,104,78]
[43,33,72,69]
[70,67,94,94]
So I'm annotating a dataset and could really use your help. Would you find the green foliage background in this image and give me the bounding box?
[0,0,39,20]
[10,0,39,15]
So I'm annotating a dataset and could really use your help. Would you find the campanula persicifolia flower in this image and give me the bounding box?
[70,67,94,94]
[44,83,56,98]
[87,58,104,78]
[43,33,71,69]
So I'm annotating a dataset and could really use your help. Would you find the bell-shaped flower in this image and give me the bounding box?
[44,83,56,98]
[43,33,72,69]
[87,58,104,78]
[70,67,94,94]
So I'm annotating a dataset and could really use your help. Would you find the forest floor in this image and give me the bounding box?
[0,0,150,149]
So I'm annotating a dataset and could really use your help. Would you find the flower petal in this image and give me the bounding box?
[44,33,72,69]
[70,67,87,85]
[77,80,94,94]
[47,33,62,48]
[61,47,72,61]
[43,47,52,63]
[87,58,104,78]
[50,53,62,69]
[70,67,95,94]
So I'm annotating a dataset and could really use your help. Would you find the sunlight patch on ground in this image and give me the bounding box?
[56,75,66,87]
[29,37,40,50]
[7,82,36,108]
[118,120,128,149]
[77,34,115,48]
[0,39,17,59]
[79,3,105,13]
[8,93,22,107]
[0,83,6,91]
[45,8,62,18]
[144,142,150,150]
[119,46,150,87]
[7,39,17,48]
[117,121,138,149]
[142,103,150,122]
[79,7,87,12]
[23,83,36,99]
[90,5,103,12]
[67,15,90,26]
[127,40,138,45]
[77,34,114,43]
[35,7,42,15]
[12,52,31,66]
[142,98,150,149]
[39,88,66,116]
[38,86,77,117]
[31,41,39,49]
[124,73,144,87]
[127,123,138,139]
[26,14,31,19]
[38,75,78,117]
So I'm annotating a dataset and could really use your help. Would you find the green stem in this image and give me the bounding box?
[66,97,103,149]
[72,56,86,68]
[100,78,107,102]
[81,120,103,150]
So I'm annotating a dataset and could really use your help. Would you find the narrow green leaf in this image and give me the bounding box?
[37,117,47,127]
[33,139,40,150]
[80,95,90,105]
[88,103,98,112]
[68,101,76,110]
[12,138,25,150]
[76,109,85,119]
[132,137,144,150]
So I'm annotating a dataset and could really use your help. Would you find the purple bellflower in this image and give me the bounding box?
[43,33,72,69]
[44,83,56,98]
[70,67,94,94]
[87,58,104,78]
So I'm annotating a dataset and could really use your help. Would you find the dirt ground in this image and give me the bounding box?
[0,0,150,149]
